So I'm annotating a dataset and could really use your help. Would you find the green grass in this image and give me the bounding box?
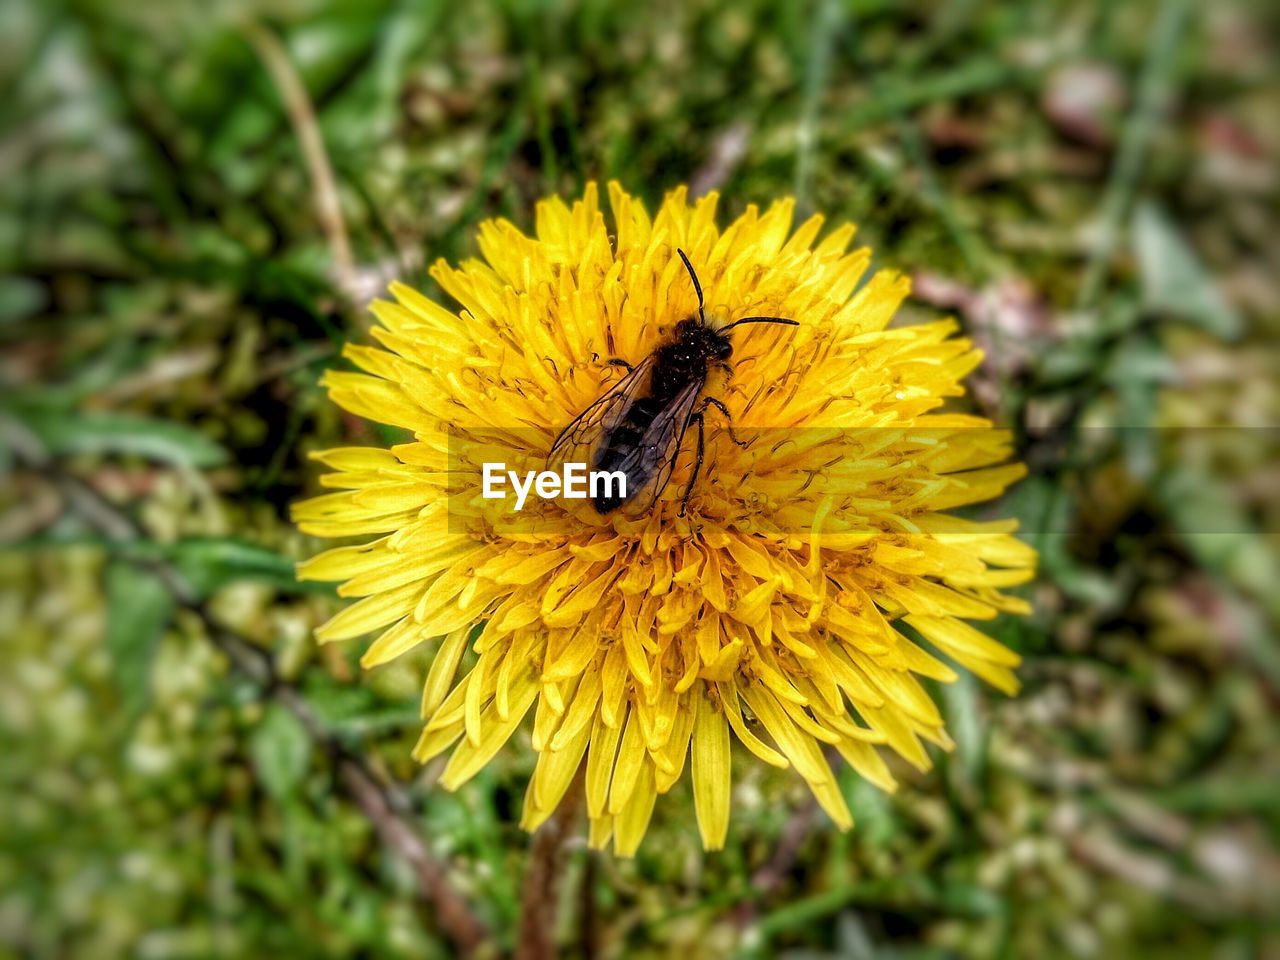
[1,0,1278,957]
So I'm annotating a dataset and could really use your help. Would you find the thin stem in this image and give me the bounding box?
[732,795,819,929]
[1075,0,1193,312]
[514,764,586,960]
[3,413,491,955]
[580,848,599,960]
[794,0,843,211]
[242,20,361,315]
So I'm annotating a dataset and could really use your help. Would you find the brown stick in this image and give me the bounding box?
[3,413,491,955]
[732,795,819,928]
[514,765,586,960]
[580,849,599,960]
[242,20,360,312]
[338,759,490,954]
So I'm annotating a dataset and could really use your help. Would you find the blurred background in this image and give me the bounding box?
[1,0,1277,956]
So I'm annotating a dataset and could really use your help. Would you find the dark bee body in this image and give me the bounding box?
[549,249,798,516]
[589,319,734,511]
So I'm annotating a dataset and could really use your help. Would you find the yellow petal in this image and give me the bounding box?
[585,711,622,819]
[612,758,657,858]
[691,687,731,850]
[438,666,538,790]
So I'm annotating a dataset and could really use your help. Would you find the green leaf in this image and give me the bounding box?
[14,408,229,468]
[1134,202,1243,339]
[0,275,47,325]
[105,561,176,717]
[938,881,1004,918]
[941,672,986,787]
[168,537,333,599]
[841,772,897,849]
[1006,477,1122,607]
[301,677,380,727]
[250,704,312,802]
[1158,466,1280,629]
[301,675,418,735]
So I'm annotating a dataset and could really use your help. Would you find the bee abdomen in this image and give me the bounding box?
[591,416,656,512]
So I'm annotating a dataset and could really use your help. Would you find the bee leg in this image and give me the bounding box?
[702,396,748,448]
[678,412,706,518]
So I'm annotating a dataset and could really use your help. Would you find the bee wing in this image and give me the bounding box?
[548,355,655,466]
[609,377,704,513]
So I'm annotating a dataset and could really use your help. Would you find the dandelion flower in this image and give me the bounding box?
[293,183,1035,856]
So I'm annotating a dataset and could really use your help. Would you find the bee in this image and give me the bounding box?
[548,248,798,516]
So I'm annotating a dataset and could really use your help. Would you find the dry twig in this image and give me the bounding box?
[2,413,491,956]
[514,765,586,960]
[243,20,361,314]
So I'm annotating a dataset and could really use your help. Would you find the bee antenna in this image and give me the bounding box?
[676,248,705,323]
[721,316,800,331]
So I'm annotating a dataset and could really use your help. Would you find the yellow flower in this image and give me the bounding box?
[293,182,1035,856]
